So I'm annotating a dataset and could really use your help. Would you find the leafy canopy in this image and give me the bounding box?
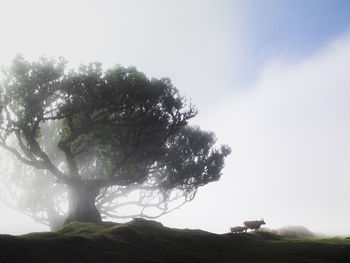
[0,55,230,228]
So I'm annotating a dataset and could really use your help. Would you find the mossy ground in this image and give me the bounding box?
[0,219,349,263]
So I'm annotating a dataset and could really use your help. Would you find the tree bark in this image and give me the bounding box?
[64,182,102,225]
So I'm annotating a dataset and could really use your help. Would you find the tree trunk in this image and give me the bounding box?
[64,183,102,225]
[46,207,65,231]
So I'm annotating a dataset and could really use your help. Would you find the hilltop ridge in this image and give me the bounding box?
[0,218,349,263]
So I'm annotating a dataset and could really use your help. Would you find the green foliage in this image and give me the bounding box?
[0,55,230,226]
[1,55,66,136]
[159,126,231,190]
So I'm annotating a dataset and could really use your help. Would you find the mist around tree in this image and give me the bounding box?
[0,55,230,231]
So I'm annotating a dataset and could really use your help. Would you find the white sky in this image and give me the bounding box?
[0,0,350,236]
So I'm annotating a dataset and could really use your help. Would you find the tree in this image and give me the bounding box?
[0,55,230,226]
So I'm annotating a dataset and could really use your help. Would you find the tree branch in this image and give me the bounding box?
[57,141,80,178]
[0,142,42,168]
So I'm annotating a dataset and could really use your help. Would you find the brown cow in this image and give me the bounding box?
[243,220,265,231]
[230,226,247,233]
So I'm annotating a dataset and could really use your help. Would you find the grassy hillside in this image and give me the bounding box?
[0,218,349,263]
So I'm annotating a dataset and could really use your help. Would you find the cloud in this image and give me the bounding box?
[162,32,350,235]
[217,32,350,234]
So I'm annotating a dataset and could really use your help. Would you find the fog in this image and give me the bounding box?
[160,33,350,235]
[0,0,350,236]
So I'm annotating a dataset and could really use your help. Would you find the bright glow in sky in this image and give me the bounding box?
[1,0,350,235]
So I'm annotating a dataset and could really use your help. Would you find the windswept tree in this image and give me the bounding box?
[0,55,230,226]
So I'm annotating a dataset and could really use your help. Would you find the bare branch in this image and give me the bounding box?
[0,142,41,168]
